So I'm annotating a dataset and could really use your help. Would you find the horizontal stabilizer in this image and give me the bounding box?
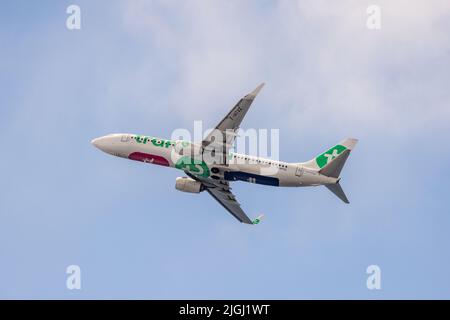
[325,182,349,204]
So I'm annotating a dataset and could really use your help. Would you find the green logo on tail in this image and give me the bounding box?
[315,144,347,168]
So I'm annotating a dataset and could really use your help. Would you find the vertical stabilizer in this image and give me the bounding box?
[302,138,358,204]
[303,138,358,171]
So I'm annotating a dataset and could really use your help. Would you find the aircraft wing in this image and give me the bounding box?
[185,172,255,224]
[201,83,265,161]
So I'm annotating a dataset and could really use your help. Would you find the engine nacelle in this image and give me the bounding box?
[175,177,204,193]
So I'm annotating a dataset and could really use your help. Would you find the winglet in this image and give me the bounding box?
[246,83,265,99]
[252,214,265,225]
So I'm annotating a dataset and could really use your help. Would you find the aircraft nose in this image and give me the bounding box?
[91,137,108,151]
[91,135,118,155]
[91,137,101,148]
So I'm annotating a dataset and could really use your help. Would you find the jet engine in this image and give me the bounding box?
[175,177,204,193]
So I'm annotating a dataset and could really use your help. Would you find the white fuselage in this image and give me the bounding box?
[91,133,338,187]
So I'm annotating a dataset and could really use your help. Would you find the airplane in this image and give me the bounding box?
[91,83,358,225]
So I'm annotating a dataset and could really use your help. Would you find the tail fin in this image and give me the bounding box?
[303,138,358,173]
[320,148,351,178]
[303,138,358,203]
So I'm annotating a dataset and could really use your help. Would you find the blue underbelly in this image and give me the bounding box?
[224,171,280,186]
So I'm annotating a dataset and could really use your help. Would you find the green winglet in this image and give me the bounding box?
[252,214,265,225]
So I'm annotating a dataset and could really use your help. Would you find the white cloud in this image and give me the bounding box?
[118,0,450,135]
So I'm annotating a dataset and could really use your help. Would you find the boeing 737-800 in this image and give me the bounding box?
[91,83,358,225]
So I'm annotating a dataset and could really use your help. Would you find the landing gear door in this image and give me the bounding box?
[295,165,304,177]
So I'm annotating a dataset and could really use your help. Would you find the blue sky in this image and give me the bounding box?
[1,0,450,299]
